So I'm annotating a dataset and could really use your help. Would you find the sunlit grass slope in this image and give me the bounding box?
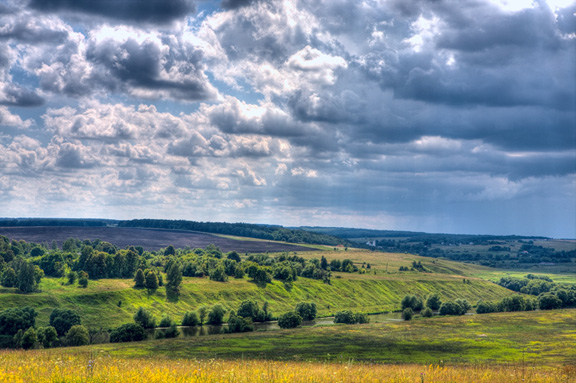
[0,254,516,329]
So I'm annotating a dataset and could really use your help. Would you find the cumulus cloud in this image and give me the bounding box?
[0,0,573,237]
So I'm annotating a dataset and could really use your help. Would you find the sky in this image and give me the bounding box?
[0,0,575,238]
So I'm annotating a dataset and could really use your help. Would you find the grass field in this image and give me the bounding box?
[82,309,576,366]
[0,309,574,382]
[0,352,574,383]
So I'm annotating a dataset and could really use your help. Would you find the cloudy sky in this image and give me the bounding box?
[0,0,574,238]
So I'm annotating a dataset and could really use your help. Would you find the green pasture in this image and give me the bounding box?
[77,309,576,366]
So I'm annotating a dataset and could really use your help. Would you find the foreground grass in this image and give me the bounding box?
[80,309,576,366]
[0,351,574,383]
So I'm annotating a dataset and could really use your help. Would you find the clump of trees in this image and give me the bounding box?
[333,310,369,325]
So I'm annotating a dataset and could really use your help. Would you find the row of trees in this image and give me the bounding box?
[0,307,88,349]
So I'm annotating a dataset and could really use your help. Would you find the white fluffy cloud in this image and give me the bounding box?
[0,0,573,237]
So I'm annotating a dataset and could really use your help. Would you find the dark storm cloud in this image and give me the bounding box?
[28,0,196,24]
[220,0,256,10]
[82,31,215,101]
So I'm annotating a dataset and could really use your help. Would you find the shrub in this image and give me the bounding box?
[354,312,370,324]
[476,301,497,314]
[66,325,89,346]
[207,304,226,325]
[134,307,156,329]
[0,307,37,336]
[278,312,302,329]
[401,295,423,311]
[439,301,462,316]
[402,308,413,321]
[425,294,442,310]
[227,311,254,333]
[334,310,355,324]
[21,327,37,349]
[538,293,563,310]
[37,326,58,348]
[295,302,317,321]
[78,276,89,288]
[158,315,173,328]
[110,323,147,343]
[181,311,199,327]
[50,308,81,337]
[421,307,434,317]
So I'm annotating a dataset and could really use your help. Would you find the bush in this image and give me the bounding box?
[402,307,413,321]
[334,310,355,324]
[401,295,423,311]
[0,307,37,336]
[538,293,562,310]
[439,301,463,316]
[227,311,254,333]
[295,302,317,321]
[158,315,173,328]
[110,323,147,343]
[207,304,226,325]
[21,327,37,349]
[66,325,89,347]
[49,308,81,337]
[421,307,434,317]
[78,276,88,288]
[425,294,442,310]
[181,311,199,327]
[354,312,370,324]
[133,307,156,329]
[37,326,58,348]
[278,312,302,329]
[476,301,497,314]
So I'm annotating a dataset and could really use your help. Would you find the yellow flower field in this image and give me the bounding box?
[0,350,574,383]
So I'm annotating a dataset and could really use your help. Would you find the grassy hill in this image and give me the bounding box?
[0,249,525,329]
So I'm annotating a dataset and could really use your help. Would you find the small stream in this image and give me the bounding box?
[149,311,404,339]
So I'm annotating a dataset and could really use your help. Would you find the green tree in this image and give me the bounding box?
[181,311,199,327]
[402,307,413,321]
[78,275,89,288]
[421,307,434,317]
[166,261,183,292]
[425,294,442,310]
[50,308,81,337]
[227,311,254,333]
[110,323,147,343]
[133,307,156,329]
[21,327,37,349]
[209,265,228,282]
[197,306,208,325]
[134,269,145,288]
[164,245,176,256]
[18,261,38,293]
[145,270,159,290]
[207,304,226,325]
[66,325,89,346]
[0,307,37,336]
[1,267,18,288]
[333,310,355,324]
[295,302,317,321]
[278,311,302,329]
[67,271,77,285]
[158,314,173,328]
[37,326,58,348]
[237,300,260,319]
[538,293,563,310]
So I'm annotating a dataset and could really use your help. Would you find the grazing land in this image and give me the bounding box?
[0,226,316,252]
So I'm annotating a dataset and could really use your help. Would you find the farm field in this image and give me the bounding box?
[0,226,316,253]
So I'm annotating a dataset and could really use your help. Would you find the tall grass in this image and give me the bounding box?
[0,350,573,383]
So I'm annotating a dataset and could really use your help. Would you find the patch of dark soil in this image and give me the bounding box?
[0,226,317,253]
